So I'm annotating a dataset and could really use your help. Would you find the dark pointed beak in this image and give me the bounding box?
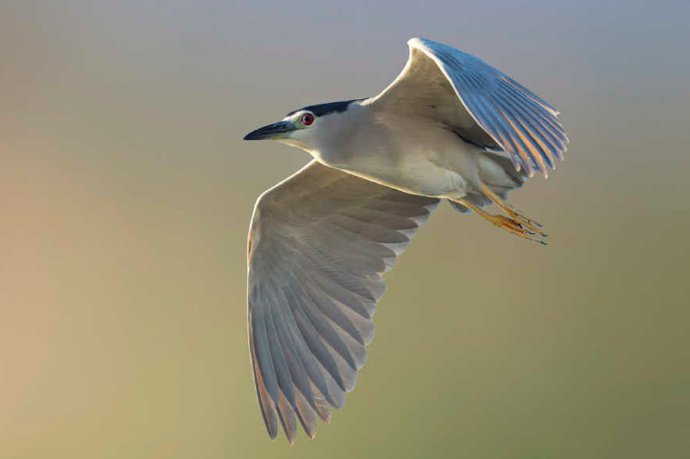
[243,121,296,141]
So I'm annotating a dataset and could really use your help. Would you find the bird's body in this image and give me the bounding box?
[305,99,517,201]
[243,38,569,443]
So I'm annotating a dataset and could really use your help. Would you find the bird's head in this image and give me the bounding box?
[243,99,362,152]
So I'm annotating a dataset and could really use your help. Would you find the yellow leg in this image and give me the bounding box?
[454,198,548,245]
[480,184,545,235]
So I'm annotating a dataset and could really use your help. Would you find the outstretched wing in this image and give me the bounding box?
[369,37,568,177]
[247,161,438,442]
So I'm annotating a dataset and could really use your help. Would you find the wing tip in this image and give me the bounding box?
[407,37,435,52]
[267,428,278,440]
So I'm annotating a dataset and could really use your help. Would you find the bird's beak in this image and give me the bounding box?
[243,121,296,141]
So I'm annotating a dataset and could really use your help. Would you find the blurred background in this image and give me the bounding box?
[1,1,689,458]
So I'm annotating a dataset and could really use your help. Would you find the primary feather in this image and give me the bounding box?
[244,37,569,442]
[370,38,568,177]
[247,161,437,442]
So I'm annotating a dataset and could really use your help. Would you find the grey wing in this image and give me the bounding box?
[247,160,438,443]
[369,37,568,178]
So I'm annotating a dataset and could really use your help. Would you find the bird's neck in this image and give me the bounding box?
[310,103,378,165]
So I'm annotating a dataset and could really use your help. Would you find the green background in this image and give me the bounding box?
[1,1,689,457]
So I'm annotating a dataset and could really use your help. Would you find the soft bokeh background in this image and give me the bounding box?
[2,1,689,458]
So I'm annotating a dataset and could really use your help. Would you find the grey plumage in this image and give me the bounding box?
[370,38,567,178]
[248,162,437,442]
[243,37,568,442]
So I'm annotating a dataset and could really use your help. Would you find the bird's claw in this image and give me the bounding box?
[490,215,548,245]
[502,207,544,234]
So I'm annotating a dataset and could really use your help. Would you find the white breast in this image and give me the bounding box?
[314,106,480,199]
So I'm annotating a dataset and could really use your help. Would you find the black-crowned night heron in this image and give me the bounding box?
[243,37,568,442]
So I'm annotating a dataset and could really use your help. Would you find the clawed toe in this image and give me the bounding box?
[452,195,549,245]
[478,184,548,243]
[491,215,548,245]
[508,211,546,237]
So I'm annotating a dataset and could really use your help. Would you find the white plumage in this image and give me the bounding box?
[243,37,569,442]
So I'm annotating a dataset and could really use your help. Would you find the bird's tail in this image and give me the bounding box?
[448,153,526,213]
[447,154,546,244]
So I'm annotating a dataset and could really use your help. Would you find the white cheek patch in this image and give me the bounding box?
[284,112,304,124]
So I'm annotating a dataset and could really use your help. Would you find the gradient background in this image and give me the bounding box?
[2,1,689,458]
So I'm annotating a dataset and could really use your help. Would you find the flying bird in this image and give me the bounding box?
[243,37,568,442]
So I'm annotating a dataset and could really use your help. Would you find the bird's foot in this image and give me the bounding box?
[501,206,545,236]
[452,195,548,245]
[487,214,548,245]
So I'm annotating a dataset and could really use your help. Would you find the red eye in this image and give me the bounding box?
[301,113,314,126]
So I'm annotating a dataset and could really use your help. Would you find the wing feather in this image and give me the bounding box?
[247,161,438,441]
[369,37,568,177]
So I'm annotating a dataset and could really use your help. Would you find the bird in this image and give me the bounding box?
[242,37,568,443]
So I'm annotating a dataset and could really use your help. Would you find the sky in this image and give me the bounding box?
[1,1,689,458]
